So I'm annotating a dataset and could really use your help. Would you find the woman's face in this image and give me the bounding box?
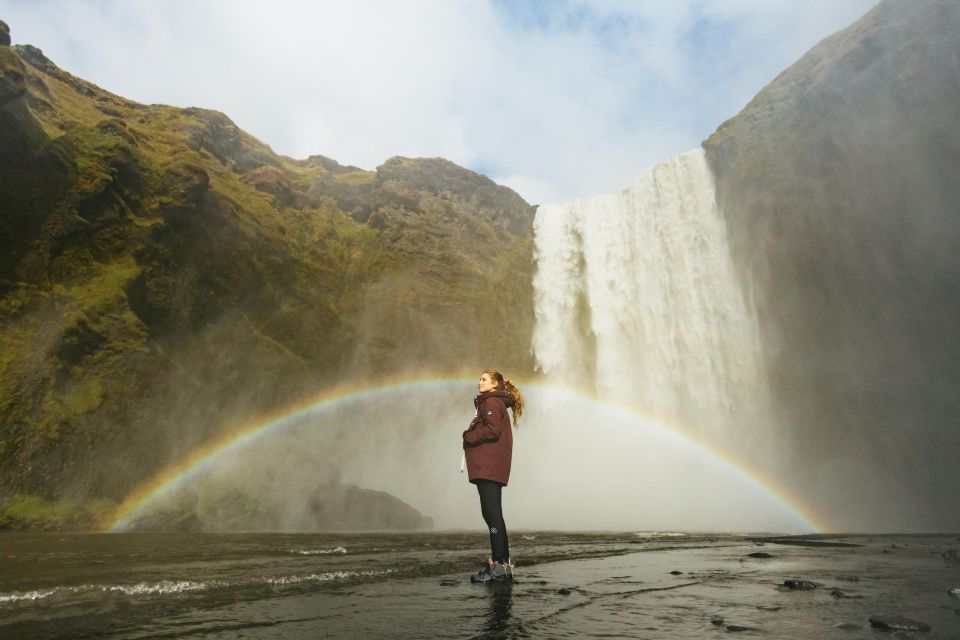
[478,372,498,393]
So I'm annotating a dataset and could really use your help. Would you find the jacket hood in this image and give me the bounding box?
[474,390,516,409]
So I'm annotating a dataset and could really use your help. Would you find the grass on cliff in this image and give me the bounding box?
[0,494,116,530]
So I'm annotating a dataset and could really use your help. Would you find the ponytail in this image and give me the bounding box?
[484,369,524,428]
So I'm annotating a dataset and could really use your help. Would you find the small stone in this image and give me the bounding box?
[748,552,773,558]
[726,624,751,632]
[868,615,931,632]
[830,588,862,599]
[784,579,817,590]
[558,588,572,595]
[670,570,683,575]
[948,587,960,598]
[710,616,725,626]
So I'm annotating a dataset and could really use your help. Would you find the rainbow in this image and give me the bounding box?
[103,375,829,533]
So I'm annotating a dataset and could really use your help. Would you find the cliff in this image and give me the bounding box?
[703,0,960,529]
[0,23,534,528]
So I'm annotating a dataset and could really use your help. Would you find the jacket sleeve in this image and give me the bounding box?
[462,398,508,448]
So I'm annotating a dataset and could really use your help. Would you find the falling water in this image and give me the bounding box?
[532,148,770,446]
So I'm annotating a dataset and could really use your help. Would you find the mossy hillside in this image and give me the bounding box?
[0,34,536,528]
[0,494,115,530]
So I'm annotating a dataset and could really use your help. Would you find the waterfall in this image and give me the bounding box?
[532,148,769,442]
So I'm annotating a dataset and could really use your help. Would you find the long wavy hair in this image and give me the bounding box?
[484,369,523,427]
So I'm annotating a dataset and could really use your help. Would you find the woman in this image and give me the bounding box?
[463,369,523,583]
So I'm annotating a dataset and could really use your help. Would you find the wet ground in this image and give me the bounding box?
[1,532,958,638]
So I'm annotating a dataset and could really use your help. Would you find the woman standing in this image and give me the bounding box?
[463,369,523,583]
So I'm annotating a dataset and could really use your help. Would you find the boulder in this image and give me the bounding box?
[783,579,817,590]
[868,615,930,632]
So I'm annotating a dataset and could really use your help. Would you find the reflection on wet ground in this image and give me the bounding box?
[1,532,958,638]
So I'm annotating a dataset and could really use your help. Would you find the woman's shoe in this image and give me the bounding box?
[471,561,511,583]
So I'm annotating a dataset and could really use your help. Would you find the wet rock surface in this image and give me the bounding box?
[783,579,817,590]
[2,533,960,638]
[748,552,774,558]
[868,614,931,632]
[835,622,862,631]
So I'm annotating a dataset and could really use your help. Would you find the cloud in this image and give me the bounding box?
[0,0,877,203]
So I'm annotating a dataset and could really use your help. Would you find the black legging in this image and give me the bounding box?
[475,480,509,563]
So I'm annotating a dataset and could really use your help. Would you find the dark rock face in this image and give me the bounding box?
[0,46,26,105]
[868,614,931,632]
[0,20,10,46]
[703,0,960,531]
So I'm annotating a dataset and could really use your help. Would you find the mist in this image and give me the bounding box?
[131,381,813,534]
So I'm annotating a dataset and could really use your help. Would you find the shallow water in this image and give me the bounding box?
[1,532,958,639]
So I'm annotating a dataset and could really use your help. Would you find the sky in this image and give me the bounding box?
[1,0,878,204]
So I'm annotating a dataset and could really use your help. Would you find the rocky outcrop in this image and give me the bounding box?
[124,481,431,532]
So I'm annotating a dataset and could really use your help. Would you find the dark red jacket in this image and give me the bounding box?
[462,390,515,486]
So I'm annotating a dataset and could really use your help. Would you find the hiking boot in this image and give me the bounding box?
[471,566,494,583]
[471,561,512,584]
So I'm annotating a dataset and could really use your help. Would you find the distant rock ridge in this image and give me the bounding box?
[125,480,433,532]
